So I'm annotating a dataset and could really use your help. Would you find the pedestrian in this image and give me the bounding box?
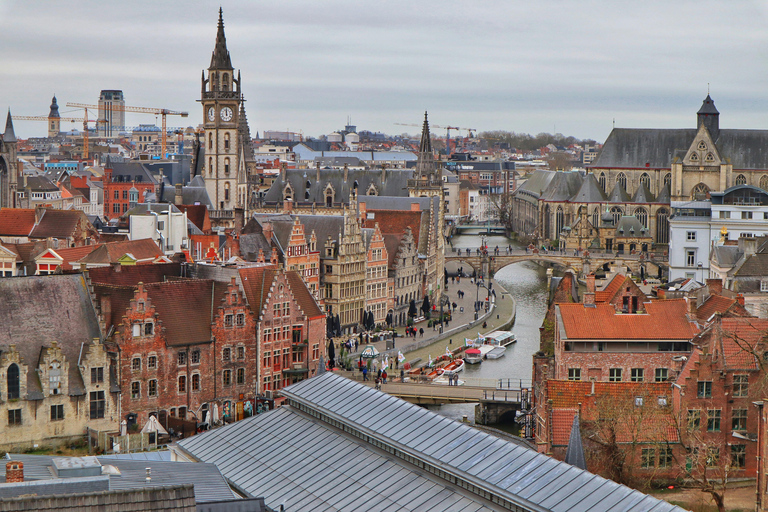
[377,369,382,380]
[452,302,457,311]
[482,321,487,329]
[400,369,405,381]
[419,327,424,337]
[382,370,387,384]
[413,329,417,339]
[375,377,381,390]
[355,339,358,352]
[362,366,368,381]
[451,276,455,284]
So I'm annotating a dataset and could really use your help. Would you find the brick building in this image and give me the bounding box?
[283,216,320,301]
[103,160,158,220]
[365,223,389,325]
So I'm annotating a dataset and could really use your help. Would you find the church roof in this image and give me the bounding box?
[655,184,671,204]
[209,8,233,70]
[615,216,650,238]
[697,94,719,115]
[570,174,606,203]
[539,171,582,202]
[607,183,630,203]
[591,128,697,169]
[48,95,60,119]
[631,183,655,203]
[414,111,436,178]
[3,110,16,143]
[564,413,587,470]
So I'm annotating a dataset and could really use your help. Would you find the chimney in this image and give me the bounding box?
[343,163,348,183]
[263,221,273,243]
[257,248,265,263]
[174,183,183,206]
[6,461,23,483]
[739,236,758,257]
[280,162,287,181]
[234,207,244,233]
[381,164,386,182]
[586,273,596,293]
[737,293,745,306]
[687,296,698,314]
[270,246,279,265]
[316,162,321,183]
[584,292,595,305]
[100,295,112,325]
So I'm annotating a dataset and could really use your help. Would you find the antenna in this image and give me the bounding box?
[612,118,615,129]
[708,83,710,95]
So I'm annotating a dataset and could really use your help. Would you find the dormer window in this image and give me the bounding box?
[49,362,61,395]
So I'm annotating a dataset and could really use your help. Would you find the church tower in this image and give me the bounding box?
[0,110,19,209]
[200,8,243,214]
[48,95,60,138]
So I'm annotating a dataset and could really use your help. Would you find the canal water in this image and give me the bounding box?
[428,231,557,427]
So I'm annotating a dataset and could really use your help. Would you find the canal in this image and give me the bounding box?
[428,231,558,427]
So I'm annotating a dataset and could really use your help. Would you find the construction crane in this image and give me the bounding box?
[17,110,100,159]
[394,122,476,155]
[66,102,188,157]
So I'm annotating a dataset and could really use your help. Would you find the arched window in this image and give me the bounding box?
[616,172,627,190]
[735,174,747,186]
[208,157,213,175]
[222,73,229,91]
[690,153,699,162]
[664,173,671,188]
[224,157,230,174]
[705,152,715,163]
[7,363,19,400]
[698,140,707,151]
[224,182,230,202]
[555,206,564,238]
[657,208,669,244]
[208,134,212,150]
[592,207,600,228]
[760,175,768,192]
[692,183,710,200]
[325,186,334,207]
[610,206,623,225]
[640,173,650,189]
[634,207,648,228]
[224,133,230,150]
[599,172,606,192]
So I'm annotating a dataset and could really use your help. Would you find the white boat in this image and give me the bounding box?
[442,358,465,375]
[486,346,506,359]
[463,348,482,364]
[482,331,516,347]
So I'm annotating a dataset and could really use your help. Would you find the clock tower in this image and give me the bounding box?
[200,8,243,213]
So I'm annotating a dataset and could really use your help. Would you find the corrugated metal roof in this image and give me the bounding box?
[179,373,687,512]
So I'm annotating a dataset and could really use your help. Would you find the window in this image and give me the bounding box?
[616,172,627,190]
[178,375,187,393]
[131,381,140,399]
[8,409,21,426]
[144,322,154,336]
[236,313,245,326]
[706,447,720,467]
[634,396,644,407]
[132,324,141,337]
[707,409,721,432]
[192,373,200,391]
[90,391,105,419]
[698,381,712,398]
[686,231,697,241]
[568,368,581,381]
[735,174,747,186]
[742,211,753,220]
[50,404,64,421]
[223,348,231,362]
[731,445,746,469]
[686,250,696,267]
[631,368,644,382]
[687,409,701,431]
[655,368,668,382]
[659,446,673,468]
[148,379,157,397]
[224,314,234,327]
[191,350,200,364]
[641,448,655,468]
[237,346,245,360]
[732,409,747,431]
[7,363,19,400]
[224,157,230,174]
[132,357,141,371]
[761,280,768,292]
[733,375,748,397]
[178,351,187,366]
[148,356,157,369]
[91,367,104,384]
[237,368,245,384]
[223,369,232,386]
[609,368,622,382]
[658,396,669,407]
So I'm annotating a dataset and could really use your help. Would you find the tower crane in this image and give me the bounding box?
[395,122,476,155]
[66,102,188,157]
[17,109,100,159]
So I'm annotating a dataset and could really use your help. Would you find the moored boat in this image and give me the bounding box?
[463,348,482,364]
[482,330,516,347]
[442,358,465,375]
[486,346,506,359]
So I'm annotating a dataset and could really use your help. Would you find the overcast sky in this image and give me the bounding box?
[2,0,768,142]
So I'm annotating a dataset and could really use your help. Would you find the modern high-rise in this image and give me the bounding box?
[97,90,125,137]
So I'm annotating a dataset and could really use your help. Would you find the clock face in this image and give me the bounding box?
[220,107,233,122]
[207,107,215,122]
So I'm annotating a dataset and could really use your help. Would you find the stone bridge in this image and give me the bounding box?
[446,249,667,279]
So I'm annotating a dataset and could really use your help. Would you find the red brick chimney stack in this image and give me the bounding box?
[6,461,23,483]
[586,273,596,293]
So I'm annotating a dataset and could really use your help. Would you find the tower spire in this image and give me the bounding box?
[210,7,233,70]
[415,111,435,178]
[4,109,16,143]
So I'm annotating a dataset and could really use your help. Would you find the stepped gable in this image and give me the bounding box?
[0,274,101,399]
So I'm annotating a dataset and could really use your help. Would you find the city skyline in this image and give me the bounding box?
[2,0,768,142]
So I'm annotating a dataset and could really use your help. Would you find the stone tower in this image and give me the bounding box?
[48,95,60,138]
[200,8,243,214]
[0,110,18,209]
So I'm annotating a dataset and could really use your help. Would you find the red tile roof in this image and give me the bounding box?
[551,408,578,445]
[558,299,698,340]
[0,208,36,236]
[594,274,627,303]
[29,209,88,239]
[707,279,723,295]
[286,271,323,319]
[49,244,101,270]
[239,267,277,318]
[87,262,182,285]
[718,317,768,370]
[78,238,162,265]
[177,205,209,232]
[362,210,423,248]
[696,294,750,322]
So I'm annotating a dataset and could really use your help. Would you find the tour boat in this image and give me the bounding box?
[482,330,516,347]
[442,358,465,375]
[463,348,483,364]
[486,346,507,359]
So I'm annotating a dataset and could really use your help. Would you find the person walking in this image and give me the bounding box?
[419,327,424,337]
[375,377,381,391]
[382,370,388,384]
[362,366,368,381]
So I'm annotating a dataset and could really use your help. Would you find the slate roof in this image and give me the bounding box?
[711,245,741,267]
[557,300,698,340]
[0,208,36,236]
[2,454,236,503]
[23,175,59,192]
[178,372,686,512]
[251,213,346,258]
[631,183,654,203]
[108,162,159,185]
[29,209,91,239]
[591,128,697,169]
[0,274,101,399]
[734,252,768,277]
[539,171,583,202]
[607,184,630,203]
[514,170,557,202]
[3,110,16,143]
[570,174,606,203]
[615,216,650,237]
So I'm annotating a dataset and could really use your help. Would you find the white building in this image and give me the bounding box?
[669,185,768,280]
[128,205,190,255]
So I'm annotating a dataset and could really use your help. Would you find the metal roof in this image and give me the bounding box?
[178,373,686,512]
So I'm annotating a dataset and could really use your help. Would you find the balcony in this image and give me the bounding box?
[209,209,235,220]
[283,363,309,374]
